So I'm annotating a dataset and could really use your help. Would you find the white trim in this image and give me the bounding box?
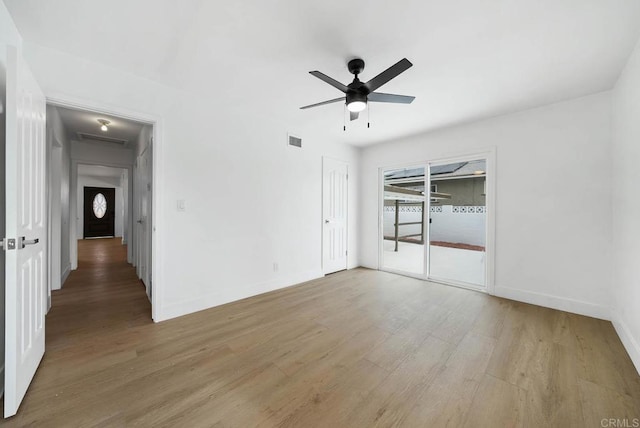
[494,285,611,320]
[611,315,640,376]
[428,276,488,293]
[156,269,324,322]
[61,263,71,286]
[45,94,164,322]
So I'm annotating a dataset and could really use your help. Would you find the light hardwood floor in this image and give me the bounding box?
[2,238,639,427]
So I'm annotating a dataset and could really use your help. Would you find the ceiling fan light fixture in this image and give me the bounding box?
[97,119,111,132]
[346,91,367,112]
[347,100,367,112]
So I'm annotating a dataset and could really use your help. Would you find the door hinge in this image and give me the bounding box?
[1,238,17,251]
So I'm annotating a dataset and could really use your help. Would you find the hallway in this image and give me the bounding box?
[47,238,152,350]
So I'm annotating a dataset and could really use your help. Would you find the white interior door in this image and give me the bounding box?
[3,46,47,417]
[135,146,151,297]
[322,157,348,274]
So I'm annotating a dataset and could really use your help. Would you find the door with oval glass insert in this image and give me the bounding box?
[83,186,116,238]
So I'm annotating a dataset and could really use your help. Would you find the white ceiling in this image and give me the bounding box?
[55,106,145,147]
[77,164,126,179]
[7,0,640,146]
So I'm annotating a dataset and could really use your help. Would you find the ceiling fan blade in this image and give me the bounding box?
[364,58,413,92]
[368,92,415,104]
[309,71,349,93]
[300,97,344,110]
[350,111,359,121]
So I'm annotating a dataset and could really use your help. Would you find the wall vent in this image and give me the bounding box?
[288,133,302,148]
[76,132,128,146]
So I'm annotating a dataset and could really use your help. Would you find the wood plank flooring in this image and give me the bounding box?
[2,238,639,426]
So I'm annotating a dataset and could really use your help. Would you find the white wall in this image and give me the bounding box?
[71,140,133,166]
[22,42,359,321]
[361,92,612,320]
[383,205,486,246]
[135,124,152,158]
[121,170,129,244]
[46,105,71,290]
[430,206,486,247]
[60,127,71,282]
[76,175,124,238]
[612,37,640,373]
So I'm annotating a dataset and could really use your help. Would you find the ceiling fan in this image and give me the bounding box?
[300,58,415,121]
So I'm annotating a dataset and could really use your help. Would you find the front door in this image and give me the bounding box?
[3,45,47,417]
[83,186,115,238]
[322,157,348,274]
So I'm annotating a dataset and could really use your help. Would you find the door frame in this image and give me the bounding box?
[46,95,164,322]
[71,161,133,262]
[378,147,496,295]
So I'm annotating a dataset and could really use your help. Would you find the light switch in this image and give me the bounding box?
[177,200,186,212]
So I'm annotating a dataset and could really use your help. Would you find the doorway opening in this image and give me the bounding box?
[45,103,155,311]
[379,151,495,291]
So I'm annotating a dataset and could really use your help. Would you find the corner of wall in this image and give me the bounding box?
[493,285,611,321]
[61,264,71,288]
[612,314,640,375]
[154,268,324,322]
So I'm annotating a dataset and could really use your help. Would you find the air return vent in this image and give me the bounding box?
[288,133,302,148]
[77,132,128,146]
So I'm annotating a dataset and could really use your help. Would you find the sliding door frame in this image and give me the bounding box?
[378,148,496,295]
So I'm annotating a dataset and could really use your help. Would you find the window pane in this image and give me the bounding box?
[93,193,107,219]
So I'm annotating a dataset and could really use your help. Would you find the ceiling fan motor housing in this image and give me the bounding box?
[347,58,365,75]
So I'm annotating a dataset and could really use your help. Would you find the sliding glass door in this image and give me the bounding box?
[427,159,486,287]
[380,156,489,289]
[381,166,427,276]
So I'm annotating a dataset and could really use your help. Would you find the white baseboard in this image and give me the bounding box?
[155,269,324,322]
[611,315,640,376]
[493,285,611,320]
[61,264,71,287]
